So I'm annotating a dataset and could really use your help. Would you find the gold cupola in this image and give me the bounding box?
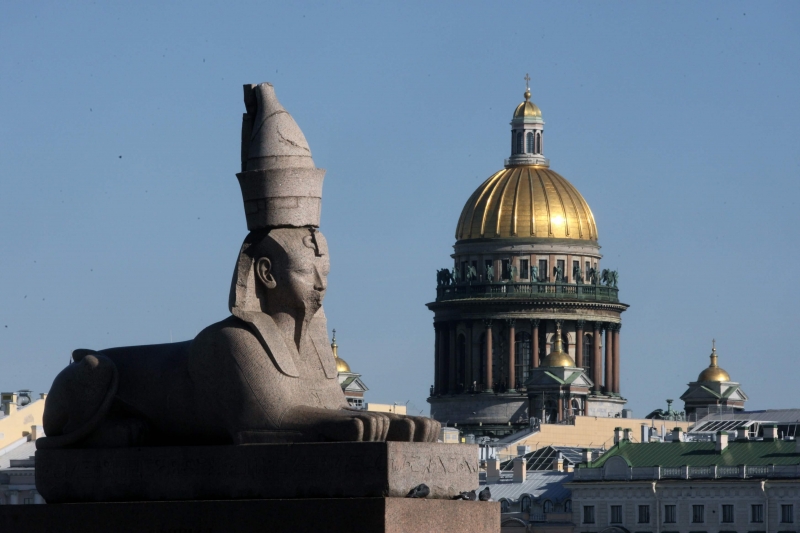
[331,329,351,374]
[697,340,731,382]
[454,75,598,242]
[540,324,576,368]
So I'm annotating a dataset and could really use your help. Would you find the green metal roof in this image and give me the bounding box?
[590,440,800,468]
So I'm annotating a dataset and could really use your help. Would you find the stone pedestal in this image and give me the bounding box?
[0,498,500,533]
[19,442,499,532]
[37,442,479,504]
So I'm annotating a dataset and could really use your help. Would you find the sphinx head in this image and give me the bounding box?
[247,227,329,317]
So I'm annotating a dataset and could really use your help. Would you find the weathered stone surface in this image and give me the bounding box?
[0,497,500,533]
[36,442,479,504]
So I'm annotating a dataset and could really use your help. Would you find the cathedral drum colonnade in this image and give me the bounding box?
[427,80,629,438]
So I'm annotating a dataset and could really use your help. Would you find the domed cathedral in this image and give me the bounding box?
[680,340,748,419]
[427,78,629,437]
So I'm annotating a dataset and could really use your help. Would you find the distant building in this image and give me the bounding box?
[0,391,47,505]
[427,81,628,439]
[680,341,748,419]
[331,330,369,409]
[568,425,800,533]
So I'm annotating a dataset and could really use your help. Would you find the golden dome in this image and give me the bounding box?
[455,166,598,241]
[331,330,351,373]
[697,341,731,382]
[514,99,542,119]
[540,327,576,368]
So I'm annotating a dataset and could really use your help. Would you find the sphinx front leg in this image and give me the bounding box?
[277,406,391,442]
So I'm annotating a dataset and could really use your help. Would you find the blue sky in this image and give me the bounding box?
[1,2,798,418]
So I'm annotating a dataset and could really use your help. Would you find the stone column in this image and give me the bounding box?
[592,322,602,392]
[466,321,474,391]
[613,324,621,394]
[8,490,18,505]
[484,320,493,393]
[604,324,612,394]
[575,319,585,369]
[507,319,516,392]
[433,324,441,395]
[438,323,449,394]
[448,324,457,392]
[531,318,540,368]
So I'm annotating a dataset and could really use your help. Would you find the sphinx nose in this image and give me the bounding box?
[313,267,326,291]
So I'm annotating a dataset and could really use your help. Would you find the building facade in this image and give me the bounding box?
[569,427,800,533]
[428,82,628,437]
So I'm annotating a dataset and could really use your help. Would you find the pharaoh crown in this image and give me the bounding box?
[237,83,325,230]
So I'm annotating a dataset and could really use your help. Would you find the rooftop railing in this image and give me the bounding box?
[573,464,800,481]
[435,281,619,303]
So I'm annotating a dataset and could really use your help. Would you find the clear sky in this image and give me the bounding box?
[1,2,798,418]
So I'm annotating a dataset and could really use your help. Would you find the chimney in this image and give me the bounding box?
[513,457,527,483]
[582,448,593,464]
[487,458,501,482]
[716,431,728,452]
[623,428,633,442]
[552,452,565,472]
[613,427,623,444]
[763,425,778,441]
[517,445,530,456]
[672,427,683,442]
[39,392,47,400]
[736,427,749,441]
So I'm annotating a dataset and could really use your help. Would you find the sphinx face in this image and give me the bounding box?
[266,228,330,316]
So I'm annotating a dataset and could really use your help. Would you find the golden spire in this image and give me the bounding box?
[524,73,532,101]
[697,339,731,382]
[331,328,351,373]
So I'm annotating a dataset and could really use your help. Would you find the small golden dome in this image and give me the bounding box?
[513,99,542,119]
[540,326,576,368]
[697,341,731,382]
[455,167,598,241]
[331,330,351,373]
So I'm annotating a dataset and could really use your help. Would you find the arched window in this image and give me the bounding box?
[521,495,532,512]
[583,334,593,375]
[500,499,511,513]
[515,332,532,387]
[564,499,572,513]
[543,500,553,513]
[536,132,542,154]
[515,132,524,154]
[526,132,534,153]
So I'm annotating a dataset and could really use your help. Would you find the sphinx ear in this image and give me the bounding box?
[254,257,277,289]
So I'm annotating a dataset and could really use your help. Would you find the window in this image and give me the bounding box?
[515,332,532,387]
[526,131,534,153]
[583,506,595,524]
[722,504,735,523]
[781,504,794,523]
[535,132,542,153]
[611,505,623,524]
[501,499,510,513]
[564,500,572,513]
[664,505,677,524]
[751,504,764,523]
[543,500,553,513]
[23,498,33,505]
[638,505,650,524]
[516,132,524,154]
[520,259,529,279]
[538,259,548,281]
[583,334,594,374]
[501,259,510,280]
[692,505,705,523]
[573,260,580,282]
[520,495,532,512]
[585,260,590,276]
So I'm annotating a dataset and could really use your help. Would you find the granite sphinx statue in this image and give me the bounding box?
[37,83,439,449]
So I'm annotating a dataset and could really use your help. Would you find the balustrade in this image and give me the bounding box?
[435,281,619,303]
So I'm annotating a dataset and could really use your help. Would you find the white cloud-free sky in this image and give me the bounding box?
[1,2,798,418]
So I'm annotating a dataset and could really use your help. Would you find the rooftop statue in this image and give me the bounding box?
[37,83,439,449]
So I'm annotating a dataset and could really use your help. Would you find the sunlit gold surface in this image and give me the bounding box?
[514,100,541,119]
[540,325,576,368]
[455,166,598,241]
[697,342,731,382]
[331,335,351,373]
